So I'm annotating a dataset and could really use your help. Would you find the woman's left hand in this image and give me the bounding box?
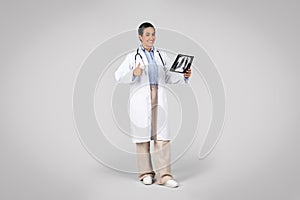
[184,69,191,78]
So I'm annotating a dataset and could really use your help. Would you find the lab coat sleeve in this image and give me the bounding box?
[115,54,137,84]
[163,52,188,84]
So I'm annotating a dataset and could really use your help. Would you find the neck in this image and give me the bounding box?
[142,45,152,52]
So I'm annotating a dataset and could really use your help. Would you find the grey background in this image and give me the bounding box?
[1,0,299,200]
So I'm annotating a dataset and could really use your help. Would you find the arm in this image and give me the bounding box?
[115,54,137,84]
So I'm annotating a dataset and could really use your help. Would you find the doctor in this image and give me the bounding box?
[115,22,191,188]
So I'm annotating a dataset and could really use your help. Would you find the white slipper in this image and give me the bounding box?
[142,175,153,185]
[164,179,179,188]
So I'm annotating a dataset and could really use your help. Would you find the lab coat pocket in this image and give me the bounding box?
[129,88,149,129]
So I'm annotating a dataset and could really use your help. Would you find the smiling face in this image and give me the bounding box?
[139,27,156,51]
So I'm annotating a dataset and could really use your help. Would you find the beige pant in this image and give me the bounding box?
[135,85,173,184]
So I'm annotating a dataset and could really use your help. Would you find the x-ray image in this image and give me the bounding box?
[170,54,194,73]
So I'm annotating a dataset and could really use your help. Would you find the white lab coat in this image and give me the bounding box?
[115,46,188,143]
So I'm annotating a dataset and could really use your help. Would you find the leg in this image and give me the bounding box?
[154,140,173,184]
[136,142,155,181]
[150,85,158,141]
[150,85,177,186]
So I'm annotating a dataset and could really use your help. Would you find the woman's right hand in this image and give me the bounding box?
[133,63,143,76]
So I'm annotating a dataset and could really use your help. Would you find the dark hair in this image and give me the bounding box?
[138,22,155,36]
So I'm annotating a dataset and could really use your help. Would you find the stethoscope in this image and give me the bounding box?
[134,48,166,68]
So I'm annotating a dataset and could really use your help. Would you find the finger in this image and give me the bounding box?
[185,71,191,77]
[137,63,141,68]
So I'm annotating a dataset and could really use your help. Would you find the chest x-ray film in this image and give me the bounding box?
[170,54,194,73]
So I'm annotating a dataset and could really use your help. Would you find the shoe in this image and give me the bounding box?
[142,175,153,185]
[164,179,179,188]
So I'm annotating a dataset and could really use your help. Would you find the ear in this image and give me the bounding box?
[138,35,142,42]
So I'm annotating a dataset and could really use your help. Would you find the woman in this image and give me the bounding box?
[115,22,191,188]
